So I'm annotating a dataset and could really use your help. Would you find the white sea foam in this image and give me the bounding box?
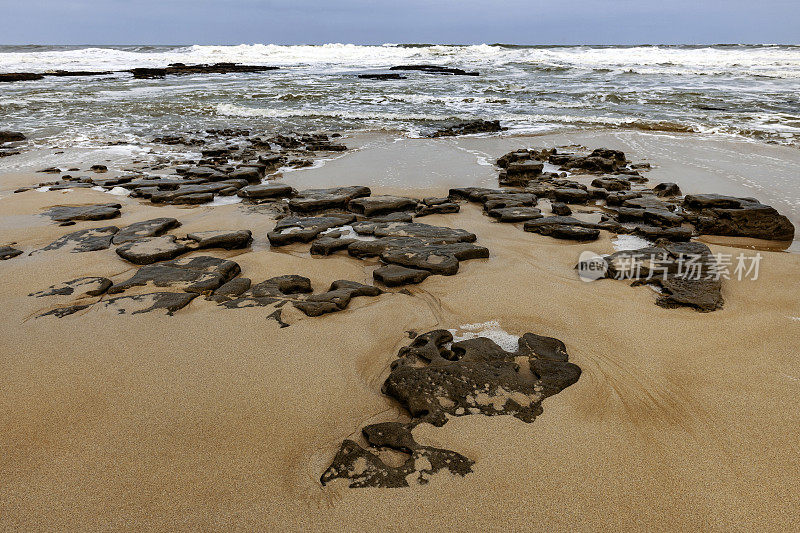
[2,44,800,78]
[449,320,520,353]
[611,235,653,251]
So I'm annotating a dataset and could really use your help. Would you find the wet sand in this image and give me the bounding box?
[1,131,799,531]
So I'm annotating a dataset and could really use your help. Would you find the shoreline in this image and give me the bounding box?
[1,130,799,530]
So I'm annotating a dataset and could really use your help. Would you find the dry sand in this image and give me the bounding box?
[1,131,799,531]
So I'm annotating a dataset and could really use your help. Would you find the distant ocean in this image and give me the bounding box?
[1,43,799,149]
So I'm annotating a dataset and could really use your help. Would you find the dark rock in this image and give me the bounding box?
[0,131,25,143]
[615,207,683,227]
[186,230,252,250]
[207,277,252,303]
[293,281,382,317]
[370,212,415,223]
[524,216,600,241]
[384,329,581,426]
[599,241,724,312]
[102,292,198,315]
[166,193,214,205]
[115,235,192,265]
[320,423,473,488]
[90,164,108,173]
[42,203,121,223]
[428,120,502,138]
[129,63,279,79]
[373,265,431,286]
[0,246,23,260]
[348,195,418,216]
[482,193,537,211]
[415,202,460,217]
[358,73,407,80]
[40,226,119,253]
[605,191,642,206]
[310,237,357,256]
[112,218,181,244]
[268,214,356,246]
[38,304,92,318]
[361,221,477,243]
[228,167,262,183]
[500,160,543,186]
[323,328,580,488]
[550,202,572,216]
[653,182,682,197]
[29,277,112,298]
[591,177,631,191]
[631,225,692,242]
[487,206,543,222]
[108,256,241,295]
[0,73,45,82]
[149,182,244,203]
[389,65,479,76]
[347,221,487,276]
[236,183,297,200]
[288,186,371,213]
[552,188,591,204]
[683,194,794,240]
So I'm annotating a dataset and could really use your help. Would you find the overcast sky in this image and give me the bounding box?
[2,0,798,45]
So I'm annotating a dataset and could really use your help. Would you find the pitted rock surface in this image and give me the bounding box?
[321,329,581,488]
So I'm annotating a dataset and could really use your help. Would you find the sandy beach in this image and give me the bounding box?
[0,129,798,530]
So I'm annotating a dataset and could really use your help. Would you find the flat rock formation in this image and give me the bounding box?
[40,226,120,253]
[42,204,121,223]
[428,120,503,138]
[389,65,479,76]
[129,63,279,79]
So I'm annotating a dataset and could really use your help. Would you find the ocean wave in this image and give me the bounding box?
[215,103,466,122]
[3,43,800,79]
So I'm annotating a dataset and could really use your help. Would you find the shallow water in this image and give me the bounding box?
[2,43,800,154]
